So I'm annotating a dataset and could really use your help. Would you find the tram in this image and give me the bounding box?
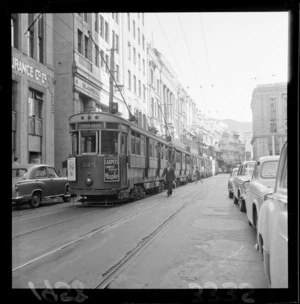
[67,111,211,201]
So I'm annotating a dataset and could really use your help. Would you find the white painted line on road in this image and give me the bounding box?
[228,246,244,258]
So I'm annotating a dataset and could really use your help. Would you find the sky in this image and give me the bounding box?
[145,12,288,122]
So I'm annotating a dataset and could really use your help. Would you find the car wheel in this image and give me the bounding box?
[238,197,246,212]
[233,195,238,204]
[30,192,41,208]
[63,186,71,202]
[229,191,233,199]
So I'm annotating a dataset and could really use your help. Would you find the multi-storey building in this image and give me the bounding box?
[11,14,55,165]
[251,83,287,159]
[53,13,148,173]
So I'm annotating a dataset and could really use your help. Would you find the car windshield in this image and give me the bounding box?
[12,168,27,178]
[244,162,255,176]
[261,161,279,178]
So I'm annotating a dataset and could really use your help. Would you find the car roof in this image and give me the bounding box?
[12,163,53,170]
[256,155,280,162]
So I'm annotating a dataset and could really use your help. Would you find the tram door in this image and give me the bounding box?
[120,132,128,187]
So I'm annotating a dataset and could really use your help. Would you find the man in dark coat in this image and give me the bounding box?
[162,161,176,197]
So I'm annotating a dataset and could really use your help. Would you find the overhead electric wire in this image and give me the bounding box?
[155,14,185,84]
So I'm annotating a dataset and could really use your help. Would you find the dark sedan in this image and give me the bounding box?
[12,164,71,208]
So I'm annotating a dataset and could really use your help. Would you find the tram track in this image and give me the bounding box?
[94,201,189,289]
[12,200,164,272]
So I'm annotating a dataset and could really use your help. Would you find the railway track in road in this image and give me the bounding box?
[12,200,165,272]
[94,201,189,289]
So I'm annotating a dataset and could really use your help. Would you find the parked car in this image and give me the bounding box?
[244,155,280,228]
[232,161,256,212]
[228,168,238,198]
[12,163,71,208]
[256,141,287,287]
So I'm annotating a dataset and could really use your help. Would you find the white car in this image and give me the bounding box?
[256,141,287,288]
[244,155,280,228]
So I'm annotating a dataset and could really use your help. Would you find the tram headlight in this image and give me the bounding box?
[86,176,93,186]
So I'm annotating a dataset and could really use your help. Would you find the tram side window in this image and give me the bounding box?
[140,135,145,156]
[101,130,118,154]
[120,133,127,154]
[71,132,78,155]
[131,131,136,154]
[149,139,153,157]
[81,131,97,153]
[136,133,140,155]
[161,144,164,159]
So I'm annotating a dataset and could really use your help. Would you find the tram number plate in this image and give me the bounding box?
[104,157,119,182]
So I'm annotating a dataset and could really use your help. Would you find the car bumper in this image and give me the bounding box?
[12,196,26,203]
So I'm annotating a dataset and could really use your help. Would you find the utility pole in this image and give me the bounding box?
[109,47,115,113]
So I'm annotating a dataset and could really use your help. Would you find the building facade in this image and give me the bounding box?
[53,13,148,174]
[11,14,55,165]
[251,83,287,160]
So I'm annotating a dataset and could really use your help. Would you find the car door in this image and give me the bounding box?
[47,167,65,195]
[269,145,288,287]
[35,166,51,197]
[246,161,260,223]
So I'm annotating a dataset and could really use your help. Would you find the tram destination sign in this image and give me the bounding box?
[104,157,119,182]
[77,122,104,129]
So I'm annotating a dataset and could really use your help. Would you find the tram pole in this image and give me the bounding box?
[109,47,115,114]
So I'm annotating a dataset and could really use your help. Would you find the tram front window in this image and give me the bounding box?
[81,131,97,153]
[101,130,118,154]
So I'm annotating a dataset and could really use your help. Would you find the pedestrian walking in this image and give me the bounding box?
[195,167,202,184]
[162,161,176,197]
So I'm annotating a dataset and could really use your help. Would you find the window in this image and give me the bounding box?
[11,14,18,49]
[261,161,279,179]
[151,98,154,116]
[133,48,136,65]
[149,139,153,157]
[138,80,141,97]
[28,89,43,118]
[143,59,145,75]
[105,54,109,73]
[112,12,115,20]
[100,15,104,37]
[138,28,140,44]
[157,80,160,93]
[37,15,44,63]
[131,131,136,154]
[115,13,119,24]
[127,13,130,31]
[95,13,99,33]
[134,75,136,93]
[142,13,144,26]
[133,20,135,38]
[136,133,140,155]
[48,167,59,178]
[36,167,47,178]
[78,29,83,54]
[105,21,109,43]
[71,132,78,156]
[270,121,277,133]
[138,54,141,70]
[128,70,131,90]
[120,133,127,154]
[150,69,154,84]
[140,135,145,155]
[128,42,131,60]
[143,85,146,101]
[84,13,88,22]
[115,34,119,54]
[81,131,97,153]
[95,45,99,67]
[100,50,104,67]
[84,36,89,59]
[101,130,118,154]
[142,35,145,50]
[28,14,34,58]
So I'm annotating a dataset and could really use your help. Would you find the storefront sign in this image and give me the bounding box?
[12,57,47,83]
[75,77,100,100]
[104,157,119,182]
[67,158,76,181]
